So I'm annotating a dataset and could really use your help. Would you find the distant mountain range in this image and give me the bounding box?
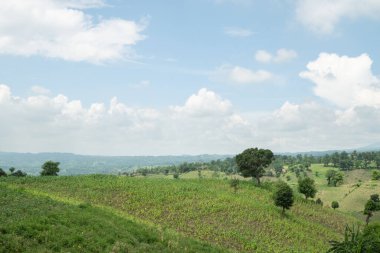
[277,143,380,156]
[2,143,380,175]
[0,152,231,175]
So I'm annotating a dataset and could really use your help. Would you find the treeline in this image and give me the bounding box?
[132,158,238,176]
[0,167,27,177]
[132,150,380,177]
[321,151,380,170]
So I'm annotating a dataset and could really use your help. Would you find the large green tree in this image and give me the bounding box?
[40,161,60,176]
[298,177,317,200]
[235,147,274,185]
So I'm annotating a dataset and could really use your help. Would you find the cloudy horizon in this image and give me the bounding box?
[1,0,380,155]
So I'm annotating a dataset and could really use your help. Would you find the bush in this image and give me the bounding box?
[328,224,380,252]
[331,201,339,210]
[273,181,294,214]
[316,198,323,206]
[230,178,240,193]
[372,170,380,180]
[11,170,27,177]
[0,168,7,177]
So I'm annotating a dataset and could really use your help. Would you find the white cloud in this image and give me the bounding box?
[300,53,380,108]
[255,101,380,152]
[255,49,297,63]
[274,49,298,63]
[230,66,272,83]
[172,88,232,117]
[296,0,380,34]
[31,86,51,95]
[255,50,272,63]
[0,0,146,63]
[224,27,252,37]
[213,65,272,84]
[0,85,255,155]
[2,83,380,154]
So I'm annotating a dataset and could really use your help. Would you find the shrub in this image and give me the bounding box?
[273,181,294,214]
[372,170,380,180]
[230,178,240,193]
[316,198,323,206]
[331,201,339,210]
[0,168,7,177]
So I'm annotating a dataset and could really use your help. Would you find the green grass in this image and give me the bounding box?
[279,164,380,222]
[1,175,360,253]
[0,184,224,253]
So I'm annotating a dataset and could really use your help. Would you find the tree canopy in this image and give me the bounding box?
[298,177,317,199]
[235,147,274,185]
[273,181,294,214]
[40,161,60,176]
[364,194,380,224]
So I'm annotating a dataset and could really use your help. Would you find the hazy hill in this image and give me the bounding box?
[0,152,231,175]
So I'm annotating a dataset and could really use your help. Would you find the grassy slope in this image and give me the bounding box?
[2,176,359,253]
[280,164,380,217]
[0,184,224,253]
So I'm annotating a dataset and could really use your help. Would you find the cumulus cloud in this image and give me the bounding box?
[172,88,232,116]
[0,85,255,155]
[224,27,252,37]
[2,78,380,155]
[296,0,380,34]
[0,0,146,63]
[255,49,297,63]
[253,100,380,152]
[212,65,272,84]
[300,53,380,108]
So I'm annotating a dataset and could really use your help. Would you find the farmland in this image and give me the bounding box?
[0,184,223,253]
[280,164,380,221]
[1,175,360,253]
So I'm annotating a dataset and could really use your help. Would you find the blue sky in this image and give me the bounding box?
[1,0,380,155]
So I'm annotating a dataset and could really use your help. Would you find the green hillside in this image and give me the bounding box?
[0,184,223,253]
[280,164,380,221]
[1,176,360,253]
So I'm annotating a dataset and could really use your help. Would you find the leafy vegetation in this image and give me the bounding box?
[235,148,274,185]
[273,181,294,214]
[364,194,380,224]
[40,160,60,176]
[328,224,380,253]
[298,177,317,199]
[1,175,360,253]
[332,201,340,210]
[0,184,222,253]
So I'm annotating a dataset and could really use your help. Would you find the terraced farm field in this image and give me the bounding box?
[1,175,360,253]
